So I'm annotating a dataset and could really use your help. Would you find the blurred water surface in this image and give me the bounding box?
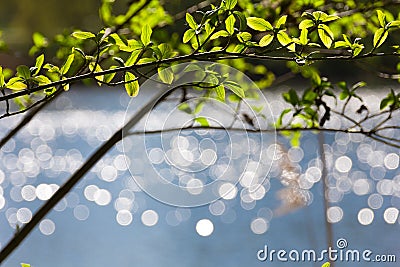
[0,86,399,267]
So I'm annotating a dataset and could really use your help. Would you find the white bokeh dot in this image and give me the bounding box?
[250,218,269,234]
[383,207,399,224]
[358,208,374,225]
[196,219,214,237]
[327,206,343,223]
[141,210,159,226]
[116,210,133,226]
[39,219,55,235]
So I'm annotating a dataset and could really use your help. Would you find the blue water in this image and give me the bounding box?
[0,86,399,267]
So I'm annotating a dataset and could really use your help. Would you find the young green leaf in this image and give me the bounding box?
[373,28,388,48]
[299,19,314,29]
[318,24,334,48]
[71,31,96,39]
[237,32,252,42]
[141,24,152,46]
[321,262,330,267]
[276,108,291,127]
[275,15,287,28]
[225,81,245,98]
[0,66,4,86]
[225,14,236,35]
[215,84,225,101]
[158,66,174,84]
[195,117,210,127]
[299,28,309,45]
[277,31,295,51]
[183,29,196,43]
[34,54,45,75]
[210,30,229,40]
[377,10,386,28]
[21,263,31,267]
[186,13,197,30]
[125,50,142,66]
[246,17,273,31]
[225,0,237,10]
[234,11,247,31]
[178,103,192,114]
[259,34,274,47]
[32,32,48,47]
[124,72,139,97]
[61,54,75,75]
[7,77,27,90]
[16,65,31,79]
[34,75,52,85]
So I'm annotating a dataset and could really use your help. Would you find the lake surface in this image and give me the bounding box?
[0,85,399,267]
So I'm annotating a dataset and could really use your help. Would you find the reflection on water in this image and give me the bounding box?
[0,86,399,266]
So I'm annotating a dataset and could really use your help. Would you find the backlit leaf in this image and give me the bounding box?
[247,17,273,31]
[124,72,139,97]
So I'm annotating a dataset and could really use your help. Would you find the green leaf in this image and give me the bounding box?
[321,262,331,267]
[34,75,52,85]
[215,84,225,101]
[389,20,400,28]
[237,32,252,42]
[109,33,128,46]
[318,24,334,48]
[352,81,366,90]
[259,34,274,47]
[283,89,299,106]
[232,44,246,53]
[290,131,301,147]
[178,103,192,113]
[32,32,48,47]
[225,81,245,98]
[103,65,117,84]
[225,0,237,10]
[339,91,349,100]
[7,77,27,90]
[277,30,295,51]
[186,13,197,30]
[125,50,142,66]
[322,15,340,23]
[373,28,388,48]
[61,54,75,75]
[17,65,31,79]
[299,19,314,29]
[195,117,209,127]
[141,24,152,46]
[275,15,287,28]
[225,14,236,35]
[34,54,45,75]
[377,10,386,28]
[0,66,4,86]
[299,28,309,45]
[234,11,247,31]
[89,63,104,85]
[276,108,291,127]
[124,72,139,97]
[21,263,31,267]
[247,17,273,31]
[183,29,196,43]
[334,41,348,48]
[158,66,174,84]
[71,31,96,39]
